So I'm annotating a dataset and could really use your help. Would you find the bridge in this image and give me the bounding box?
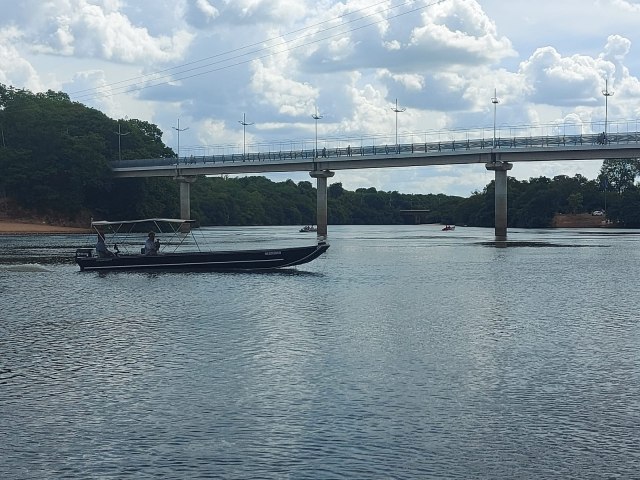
[112,124,640,240]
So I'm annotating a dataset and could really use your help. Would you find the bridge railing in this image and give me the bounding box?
[113,126,640,169]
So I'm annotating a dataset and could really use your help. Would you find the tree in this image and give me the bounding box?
[0,83,185,221]
[598,159,640,194]
[567,192,583,213]
[328,182,345,198]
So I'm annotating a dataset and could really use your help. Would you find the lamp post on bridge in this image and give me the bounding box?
[115,117,129,162]
[238,113,253,160]
[391,98,405,153]
[602,78,614,141]
[311,106,322,159]
[173,118,189,161]
[0,104,6,148]
[491,89,499,149]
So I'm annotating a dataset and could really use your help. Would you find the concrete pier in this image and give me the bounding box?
[309,169,335,241]
[175,175,196,230]
[485,160,513,240]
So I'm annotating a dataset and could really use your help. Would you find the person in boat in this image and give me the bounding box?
[144,231,160,255]
[96,232,115,258]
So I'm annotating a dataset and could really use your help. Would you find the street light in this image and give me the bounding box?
[391,98,406,152]
[311,106,322,158]
[0,104,5,147]
[115,117,129,161]
[491,88,499,148]
[602,78,614,141]
[173,118,189,160]
[238,113,254,160]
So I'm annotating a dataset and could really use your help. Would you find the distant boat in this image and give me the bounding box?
[442,225,455,231]
[75,218,329,272]
[299,225,318,232]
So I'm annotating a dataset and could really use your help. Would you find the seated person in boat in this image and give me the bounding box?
[96,232,115,258]
[144,231,160,255]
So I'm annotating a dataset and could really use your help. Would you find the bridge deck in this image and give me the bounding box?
[112,131,640,177]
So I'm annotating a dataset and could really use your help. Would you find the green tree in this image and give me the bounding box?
[567,192,583,213]
[0,83,181,221]
[598,159,640,194]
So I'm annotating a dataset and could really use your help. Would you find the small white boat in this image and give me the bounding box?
[299,225,318,233]
[442,225,455,231]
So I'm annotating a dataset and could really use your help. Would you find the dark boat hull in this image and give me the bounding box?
[76,243,329,272]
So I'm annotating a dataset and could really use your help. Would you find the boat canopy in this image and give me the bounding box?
[91,218,196,226]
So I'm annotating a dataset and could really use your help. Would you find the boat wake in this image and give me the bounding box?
[0,264,51,272]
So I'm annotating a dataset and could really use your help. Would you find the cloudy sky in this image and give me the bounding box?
[2,0,640,196]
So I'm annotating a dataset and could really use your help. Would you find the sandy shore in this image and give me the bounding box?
[0,220,91,234]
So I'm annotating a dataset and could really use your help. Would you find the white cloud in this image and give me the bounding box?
[250,54,319,116]
[196,0,219,19]
[0,26,43,91]
[207,0,309,25]
[379,71,425,91]
[410,0,516,65]
[610,0,640,12]
[601,34,632,61]
[197,118,247,151]
[185,0,220,28]
[519,46,609,106]
[20,0,194,64]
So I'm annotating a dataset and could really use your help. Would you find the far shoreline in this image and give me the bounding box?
[0,220,91,235]
[0,214,622,234]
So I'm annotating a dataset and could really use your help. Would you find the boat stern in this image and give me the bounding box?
[75,248,94,271]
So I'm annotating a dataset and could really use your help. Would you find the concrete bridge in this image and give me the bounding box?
[112,128,640,240]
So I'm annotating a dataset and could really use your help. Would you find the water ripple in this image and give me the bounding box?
[1,227,639,479]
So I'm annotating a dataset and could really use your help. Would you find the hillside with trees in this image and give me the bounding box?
[1,84,639,228]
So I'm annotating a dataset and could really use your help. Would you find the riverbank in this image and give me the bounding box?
[0,220,91,234]
[551,213,612,228]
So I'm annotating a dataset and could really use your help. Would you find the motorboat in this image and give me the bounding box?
[442,225,455,231]
[75,218,329,272]
[299,225,318,232]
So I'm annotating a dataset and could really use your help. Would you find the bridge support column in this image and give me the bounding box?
[310,169,335,241]
[175,176,197,230]
[485,160,513,240]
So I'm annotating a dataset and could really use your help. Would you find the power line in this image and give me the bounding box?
[68,0,395,97]
[69,0,447,103]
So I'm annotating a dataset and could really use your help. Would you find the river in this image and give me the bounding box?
[1,225,639,479]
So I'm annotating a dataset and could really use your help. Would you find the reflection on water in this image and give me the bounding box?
[1,225,639,479]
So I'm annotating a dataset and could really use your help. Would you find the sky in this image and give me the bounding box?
[2,0,640,196]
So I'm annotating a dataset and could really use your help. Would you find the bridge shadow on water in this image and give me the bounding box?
[478,240,609,248]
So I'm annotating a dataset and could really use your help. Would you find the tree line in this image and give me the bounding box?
[1,84,639,228]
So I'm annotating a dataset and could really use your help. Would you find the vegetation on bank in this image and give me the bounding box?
[1,83,639,228]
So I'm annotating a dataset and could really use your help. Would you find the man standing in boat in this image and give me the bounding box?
[145,232,160,255]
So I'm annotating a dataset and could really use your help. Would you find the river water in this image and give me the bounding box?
[1,225,639,479]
